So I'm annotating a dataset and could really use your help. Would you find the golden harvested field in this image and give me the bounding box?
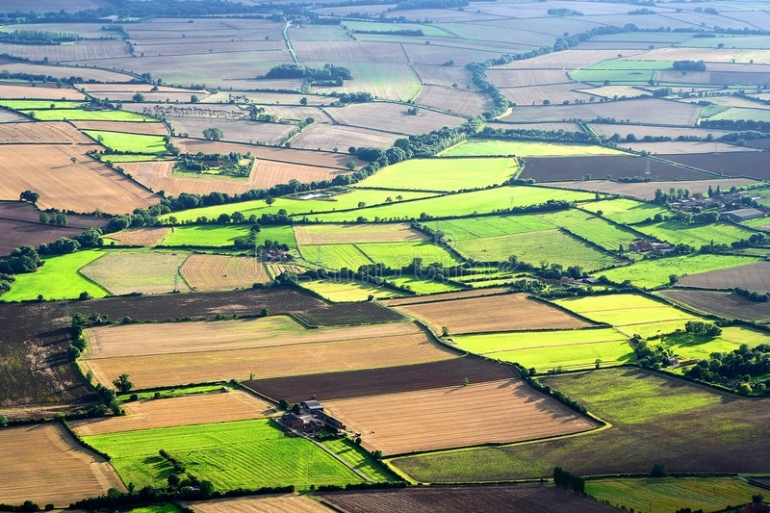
[70,120,169,136]
[84,316,423,358]
[106,227,170,246]
[2,40,130,62]
[79,251,191,295]
[291,123,401,152]
[547,178,759,201]
[251,159,350,189]
[166,118,294,146]
[413,85,489,117]
[294,223,428,245]
[0,144,158,213]
[635,47,741,64]
[396,293,591,334]
[0,424,125,507]
[71,391,273,435]
[0,121,92,144]
[383,288,511,306]
[80,332,452,389]
[487,69,570,88]
[0,83,86,100]
[0,60,134,82]
[181,254,271,291]
[502,84,591,107]
[325,379,599,455]
[80,84,205,94]
[327,102,466,134]
[187,494,333,513]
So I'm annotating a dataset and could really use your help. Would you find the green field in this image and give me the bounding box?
[581,198,670,225]
[554,294,698,338]
[299,279,406,302]
[453,327,633,372]
[127,505,181,513]
[440,140,621,157]
[587,476,767,513]
[1,250,109,302]
[653,326,770,364]
[84,130,168,153]
[384,275,463,294]
[358,241,461,269]
[300,244,373,270]
[636,221,757,247]
[710,107,770,122]
[22,108,153,121]
[159,225,251,247]
[161,190,435,224]
[342,20,452,37]
[312,186,594,223]
[437,214,555,241]
[0,100,85,109]
[594,254,761,289]
[321,437,398,482]
[391,368,769,482]
[117,384,225,403]
[540,209,640,252]
[83,419,364,490]
[454,228,615,270]
[79,250,190,295]
[570,60,671,85]
[354,157,517,192]
[101,154,168,163]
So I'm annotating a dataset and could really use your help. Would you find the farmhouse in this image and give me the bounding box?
[721,208,765,222]
[279,401,346,434]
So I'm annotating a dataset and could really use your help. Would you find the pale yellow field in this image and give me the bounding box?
[294,223,428,245]
[187,494,333,513]
[180,254,271,291]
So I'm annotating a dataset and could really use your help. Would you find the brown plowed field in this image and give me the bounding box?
[546,178,760,201]
[0,144,158,213]
[166,117,294,146]
[663,152,770,181]
[84,317,423,359]
[181,254,271,291]
[487,69,569,88]
[71,391,273,435]
[659,289,770,323]
[0,121,91,144]
[0,60,133,82]
[317,485,622,513]
[520,155,710,182]
[324,379,599,455]
[327,102,466,135]
[245,356,515,403]
[0,83,86,100]
[396,293,591,334]
[0,424,125,508]
[382,287,510,306]
[0,217,84,255]
[0,201,109,229]
[294,223,427,245]
[502,84,591,107]
[80,332,453,389]
[187,494,333,513]
[413,85,488,117]
[70,120,169,136]
[106,227,170,246]
[677,261,770,294]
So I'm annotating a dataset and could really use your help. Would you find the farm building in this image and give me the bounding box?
[721,208,765,222]
[301,400,324,413]
[279,401,346,433]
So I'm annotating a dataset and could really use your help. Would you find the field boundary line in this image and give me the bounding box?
[74,251,113,296]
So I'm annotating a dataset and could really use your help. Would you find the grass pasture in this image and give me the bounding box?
[357,242,461,270]
[453,328,633,372]
[325,379,599,455]
[321,438,397,482]
[438,214,556,241]
[594,254,761,289]
[159,225,251,247]
[83,419,363,491]
[354,157,517,192]
[1,250,108,302]
[636,221,757,248]
[539,209,640,252]
[586,477,768,513]
[581,198,669,225]
[440,140,621,157]
[654,326,770,364]
[384,276,463,294]
[391,368,770,482]
[300,243,372,271]
[294,223,427,246]
[79,250,191,295]
[22,108,152,121]
[84,130,167,153]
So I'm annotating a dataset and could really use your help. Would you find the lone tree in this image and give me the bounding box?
[113,373,134,393]
[20,190,39,205]
[202,127,224,141]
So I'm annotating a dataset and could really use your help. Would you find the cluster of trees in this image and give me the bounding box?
[673,60,707,72]
[263,64,351,86]
[0,30,79,44]
[629,8,656,15]
[177,151,252,178]
[685,343,770,394]
[632,336,673,370]
[478,126,600,144]
[202,127,223,141]
[701,118,770,132]
[553,467,586,494]
[547,8,583,16]
[393,0,468,10]
[332,91,373,104]
[0,246,41,275]
[685,320,722,337]
[652,187,693,204]
[734,287,770,303]
[353,28,424,36]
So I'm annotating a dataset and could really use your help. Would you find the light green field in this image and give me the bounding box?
[385,276,463,294]
[101,154,167,163]
[1,250,109,302]
[741,216,770,230]
[593,254,761,289]
[117,384,224,403]
[79,250,191,295]
[438,214,555,241]
[83,419,363,491]
[710,107,770,122]
[84,130,168,153]
[654,326,770,363]
[321,437,398,482]
[453,328,633,371]
[0,100,85,109]
[636,221,757,247]
[454,228,615,270]
[683,35,770,48]
[554,294,698,338]
[440,140,622,157]
[300,244,372,270]
[570,69,657,85]
[358,241,461,270]
[540,209,640,251]
[161,190,435,224]
[299,279,406,302]
[354,157,517,192]
[587,477,767,513]
[160,225,251,247]
[22,108,152,121]
[581,198,670,225]
[342,20,452,37]
[312,186,594,223]
[127,505,181,513]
